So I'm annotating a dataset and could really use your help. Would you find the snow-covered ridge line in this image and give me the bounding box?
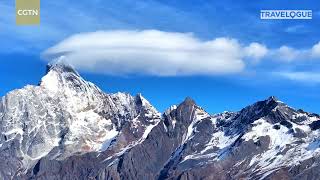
[2,59,320,179]
[0,60,163,177]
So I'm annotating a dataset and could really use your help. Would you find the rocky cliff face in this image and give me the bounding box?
[1,60,320,180]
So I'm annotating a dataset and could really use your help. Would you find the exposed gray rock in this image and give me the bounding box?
[1,59,320,180]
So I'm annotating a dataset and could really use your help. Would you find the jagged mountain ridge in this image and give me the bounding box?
[0,60,161,178]
[1,60,320,180]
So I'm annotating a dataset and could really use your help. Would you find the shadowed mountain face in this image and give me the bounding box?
[1,60,320,180]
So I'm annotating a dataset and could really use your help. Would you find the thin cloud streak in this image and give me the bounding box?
[276,72,320,83]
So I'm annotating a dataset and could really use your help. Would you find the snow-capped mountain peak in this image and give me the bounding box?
[46,56,79,76]
[1,61,320,179]
[0,59,163,179]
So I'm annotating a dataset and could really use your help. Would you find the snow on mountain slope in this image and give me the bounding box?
[0,58,160,179]
[1,58,320,180]
[162,97,320,179]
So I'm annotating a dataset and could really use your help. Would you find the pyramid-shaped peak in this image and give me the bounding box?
[266,96,279,103]
[40,57,87,93]
[181,97,196,106]
[249,96,285,111]
[135,93,150,106]
[235,96,293,125]
[46,56,79,76]
[264,96,287,107]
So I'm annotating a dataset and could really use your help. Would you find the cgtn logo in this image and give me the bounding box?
[260,10,312,20]
[16,0,40,25]
[17,9,39,16]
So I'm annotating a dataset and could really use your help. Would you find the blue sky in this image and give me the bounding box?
[1,0,320,113]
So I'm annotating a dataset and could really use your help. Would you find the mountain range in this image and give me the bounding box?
[1,60,320,180]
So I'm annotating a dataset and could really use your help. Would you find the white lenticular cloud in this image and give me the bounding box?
[42,29,320,76]
[42,30,267,76]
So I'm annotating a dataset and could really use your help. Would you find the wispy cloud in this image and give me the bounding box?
[284,25,309,34]
[311,42,320,58]
[270,46,308,62]
[1,0,220,54]
[42,30,272,76]
[267,42,320,62]
[0,1,132,53]
[276,72,320,83]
